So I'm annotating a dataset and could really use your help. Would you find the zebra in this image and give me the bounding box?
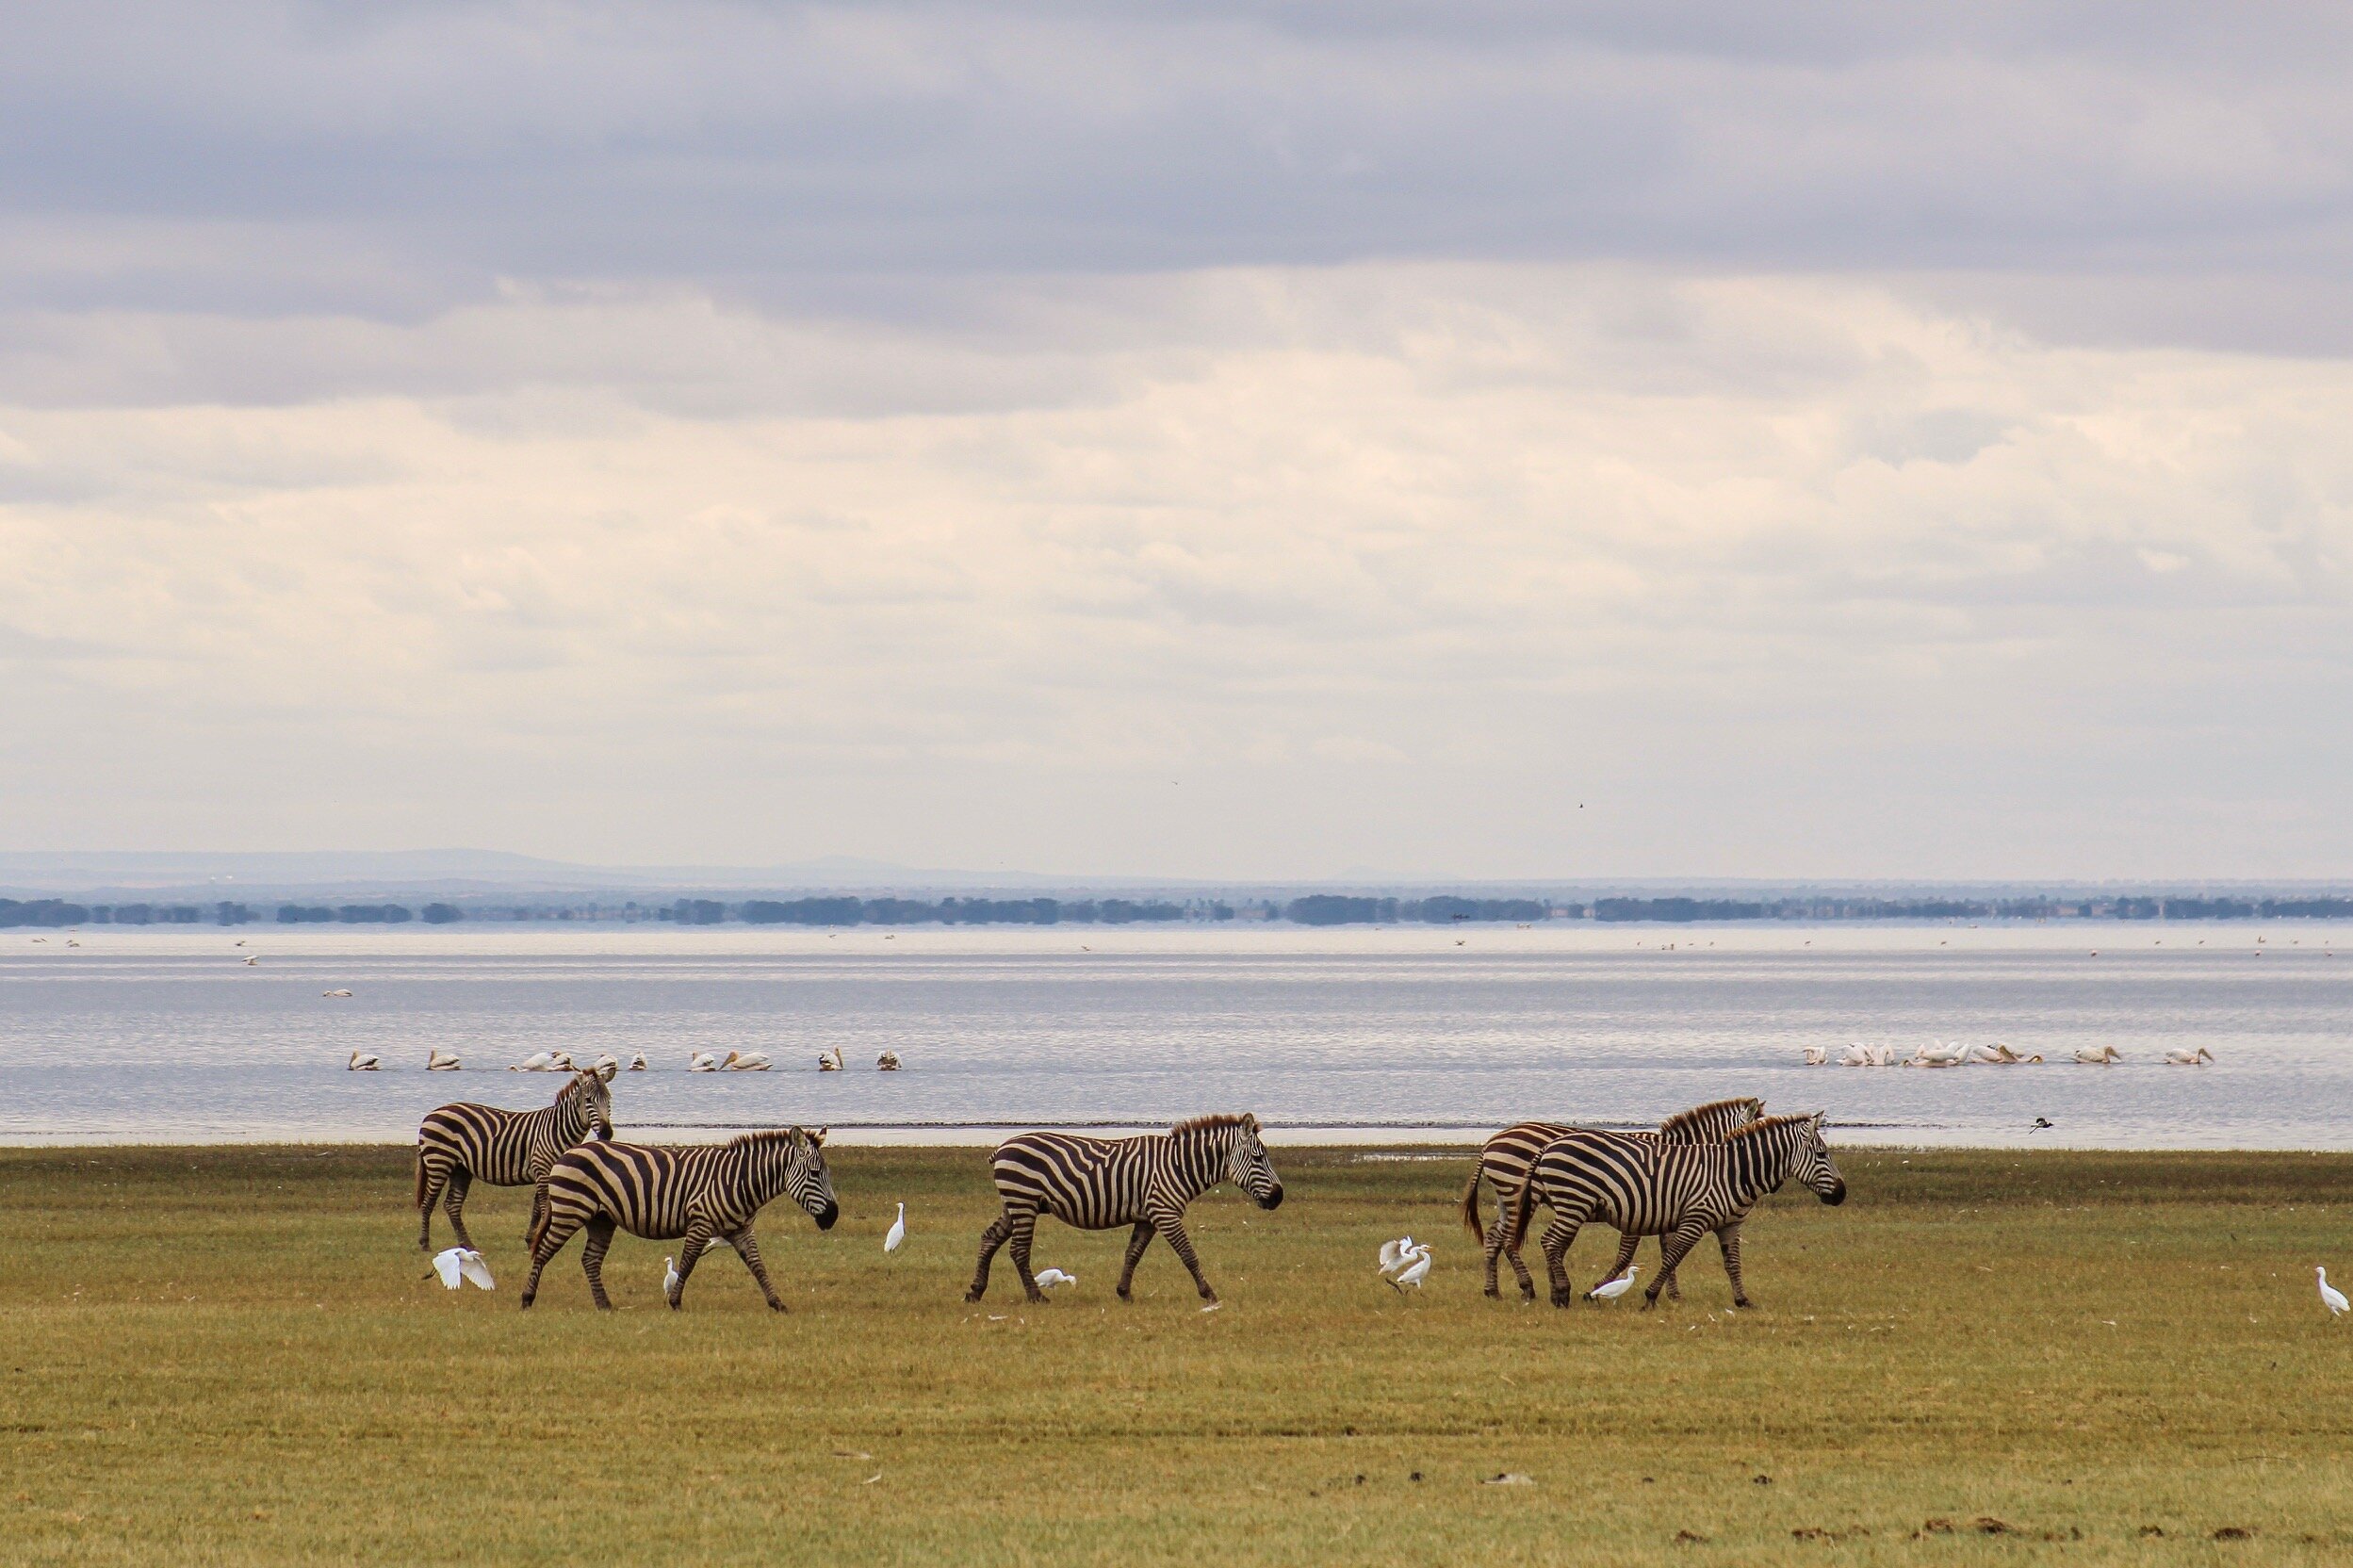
[966,1113,1284,1306]
[415,1062,616,1252]
[519,1127,839,1311]
[1459,1097,1763,1301]
[1504,1112,1846,1309]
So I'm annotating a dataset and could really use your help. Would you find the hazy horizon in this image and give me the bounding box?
[6,5,2350,878]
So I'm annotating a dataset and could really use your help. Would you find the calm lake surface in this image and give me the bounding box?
[2,923,2346,1148]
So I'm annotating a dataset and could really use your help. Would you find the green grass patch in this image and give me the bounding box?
[3,1144,2351,1563]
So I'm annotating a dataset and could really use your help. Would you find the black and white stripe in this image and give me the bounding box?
[1459,1097,1763,1300]
[967,1113,1284,1305]
[1507,1112,1846,1308]
[415,1064,616,1251]
[520,1128,840,1311]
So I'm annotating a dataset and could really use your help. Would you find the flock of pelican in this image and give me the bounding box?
[1801,1042,2214,1068]
[351,1047,904,1070]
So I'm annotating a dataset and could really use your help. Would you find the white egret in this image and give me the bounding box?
[1389,1245,1432,1292]
[1378,1235,1417,1274]
[348,1052,379,1070]
[664,1256,681,1300]
[1587,1266,1641,1302]
[432,1248,494,1290]
[2322,1267,2347,1318]
[426,1050,462,1071]
[2165,1048,2215,1066]
[885,1202,907,1253]
[1034,1267,1075,1290]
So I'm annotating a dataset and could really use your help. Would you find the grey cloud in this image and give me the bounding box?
[5,3,2353,345]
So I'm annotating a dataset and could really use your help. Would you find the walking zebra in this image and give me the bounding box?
[967,1114,1284,1305]
[1505,1112,1845,1309]
[415,1063,616,1252]
[520,1128,839,1311]
[1459,1097,1763,1301]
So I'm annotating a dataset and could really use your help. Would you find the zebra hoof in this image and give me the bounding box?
[1733,1297,1754,1310]
[1482,1286,1500,1299]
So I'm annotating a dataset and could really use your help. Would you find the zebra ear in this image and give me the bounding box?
[811,1126,828,1147]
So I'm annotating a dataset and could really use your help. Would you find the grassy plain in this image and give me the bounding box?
[2,1143,2350,1565]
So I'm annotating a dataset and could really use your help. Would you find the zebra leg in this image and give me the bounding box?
[417,1159,449,1250]
[1645,1219,1712,1309]
[1651,1234,1684,1302]
[579,1216,618,1311]
[441,1168,476,1252]
[1489,1186,1538,1302]
[1717,1221,1751,1309]
[730,1230,787,1312]
[524,1181,547,1246]
[1587,1232,1641,1300]
[1540,1215,1584,1308]
[1115,1221,1155,1300]
[519,1207,583,1309]
[966,1211,1013,1302]
[668,1218,717,1309]
[1154,1214,1217,1303]
[1008,1209,1044,1303]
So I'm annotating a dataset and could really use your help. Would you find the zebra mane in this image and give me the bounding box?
[726,1128,807,1150]
[1724,1113,1817,1141]
[1168,1113,1255,1136]
[1658,1096,1761,1135]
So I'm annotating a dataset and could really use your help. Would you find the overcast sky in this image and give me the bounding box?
[4,2,2350,880]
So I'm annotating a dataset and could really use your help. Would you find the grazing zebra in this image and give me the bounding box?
[1459,1097,1763,1301]
[967,1113,1284,1306]
[520,1128,839,1311]
[415,1063,616,1252]
[1505,1112,1846,1309]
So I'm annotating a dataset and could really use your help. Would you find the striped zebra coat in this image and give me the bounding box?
[520,1128,839,1311]
[1506,1113,1846,1308]
[415,1063,616,1251]
[1459,1097,1763,1301]
[967,1114,1284,1305]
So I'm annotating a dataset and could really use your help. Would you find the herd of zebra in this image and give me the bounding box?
[413,1063,1846,1313]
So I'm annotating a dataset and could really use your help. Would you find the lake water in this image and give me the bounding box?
[2,923,2346,1148]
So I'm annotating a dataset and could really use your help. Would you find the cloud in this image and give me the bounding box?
[1,267,2346,874]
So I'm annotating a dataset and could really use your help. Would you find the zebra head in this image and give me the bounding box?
[787,1126,840,1230]
[561,1065,616,1142]
[1227,1114,1284,1210]
[1793,1113,1846,1206]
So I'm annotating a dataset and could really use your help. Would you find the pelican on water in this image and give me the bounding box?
[722,1051,772,1070]
[427,1050,462,1071]
[348,1052,379,1070]
[2074,1046,2123,1065]
[2165,1048,2215,1066]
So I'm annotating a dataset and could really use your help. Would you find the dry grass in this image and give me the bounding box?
[3,1143,2352,1564]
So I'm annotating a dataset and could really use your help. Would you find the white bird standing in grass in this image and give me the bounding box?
[664,1255,681,1299]
[2321,1267,2348,1319]
[885,1202,906,1253]
[1034,1267,1075,1290]
[1388,1244,1431,1292]
[427,1050,461,1071]
[1378,1235,1417,1274]
[348,1052,379,1070]
[2165,1048,2215,1066]
[1586,1266,1641,1301]
[432,1248,495,1290]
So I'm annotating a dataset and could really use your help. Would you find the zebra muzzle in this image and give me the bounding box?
[1256,1184,1285,1211]
[812,1200,841,1230]
[1820,1181,1848,1206]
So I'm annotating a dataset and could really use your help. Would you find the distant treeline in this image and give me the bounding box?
[1284,895,1554,925]
[730,896,1208,926]
[0,900,466,927]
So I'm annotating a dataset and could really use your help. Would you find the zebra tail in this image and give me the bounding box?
[525,1185,550,1254]
[414,1146,427,1212]
[1458,1168,1488,1241]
